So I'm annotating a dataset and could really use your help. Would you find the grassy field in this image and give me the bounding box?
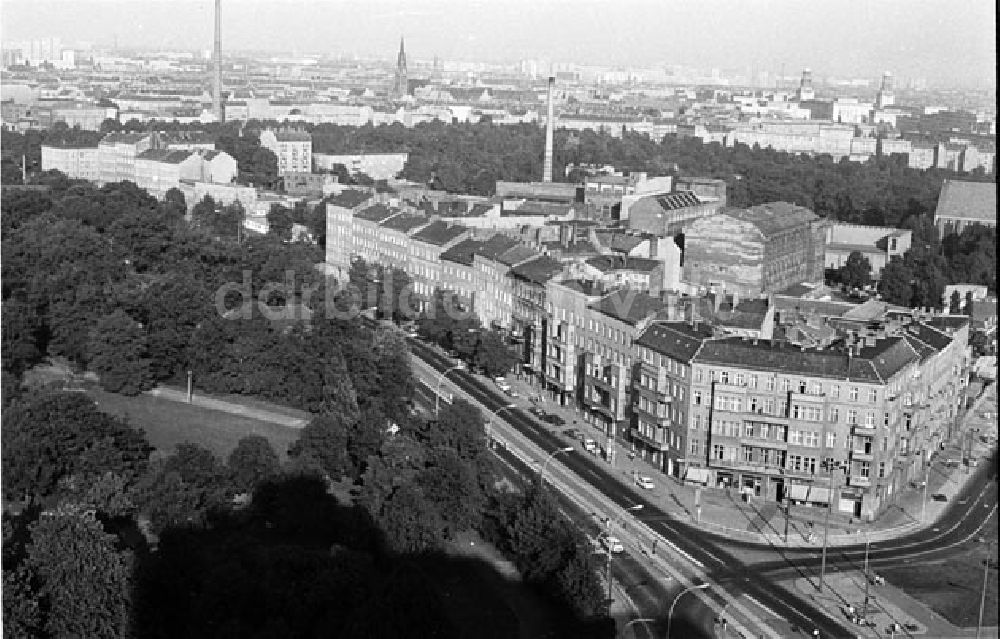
[881,513,998,628]
[89,388,301,460]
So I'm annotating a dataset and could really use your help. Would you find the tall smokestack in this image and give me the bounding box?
[213,0,223,122]
[543,76,554,182]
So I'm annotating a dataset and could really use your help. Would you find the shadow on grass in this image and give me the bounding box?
[131,475,614,639]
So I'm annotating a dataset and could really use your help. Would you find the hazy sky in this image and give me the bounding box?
[2,0,995,87]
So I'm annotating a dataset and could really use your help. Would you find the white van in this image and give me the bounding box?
[583,438,598,454]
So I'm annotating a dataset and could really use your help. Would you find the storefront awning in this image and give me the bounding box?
[684,467,710,484]
[809,486,831,504]
[788,484,809,502]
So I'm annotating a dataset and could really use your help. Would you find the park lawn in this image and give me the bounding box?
[880,513,998,628]
[88,388,301,460]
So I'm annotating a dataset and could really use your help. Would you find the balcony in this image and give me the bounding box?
[850,450,874,462]
[849,475,872,487]
[709,459,786,475]
[630,427,669,451]
[851,425,878,437]
[583,396,616,419]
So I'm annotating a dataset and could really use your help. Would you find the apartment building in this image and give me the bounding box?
[543,279,605,408]
[98,132,156,184]
[474,243,538,332]
[933,180,997,236]
[409,221,471,309]
[352,204,399,265]
[440,238,484,311]
[134,149,204,199]
[509,256,565,379]
[259,129,312,176]
[824,224,912,279]
[40,143,100,181]
[325,189,376,282]
[631,314,970,521]
[375,214,429,273]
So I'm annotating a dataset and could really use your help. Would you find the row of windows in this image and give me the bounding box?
[698,369,881,403]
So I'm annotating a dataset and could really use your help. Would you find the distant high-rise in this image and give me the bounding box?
[393,37,408,98]
[213,0,223,122]
[797,68,815,101]
[877,71,895,108]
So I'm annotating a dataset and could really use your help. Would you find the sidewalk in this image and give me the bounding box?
[500,371,997,550]
[146,386,310,429]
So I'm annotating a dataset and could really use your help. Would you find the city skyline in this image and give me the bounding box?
[1,0,996,89]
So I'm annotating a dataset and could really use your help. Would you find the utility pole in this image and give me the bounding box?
[818,460,843,593]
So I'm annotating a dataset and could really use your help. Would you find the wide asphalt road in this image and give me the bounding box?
[402,333,850,638]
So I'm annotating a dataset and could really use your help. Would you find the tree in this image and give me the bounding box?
[87,309,155,395]
[228,435,280,493]
[1,297,44,376]
[878,256,914,307]
[473,330,517,377]
[839,251,872,290]
[416,449,484,538]
[137,444,232,532]
[288,413,352,481]
[26,504,132,639]
[430,399,487,463]
[965,291,975,317]
[267,204,294,241]
[1,391,152,503]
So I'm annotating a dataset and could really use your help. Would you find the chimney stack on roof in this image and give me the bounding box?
[213,0,223,122]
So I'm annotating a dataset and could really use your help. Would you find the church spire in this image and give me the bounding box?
[394,36,408,98]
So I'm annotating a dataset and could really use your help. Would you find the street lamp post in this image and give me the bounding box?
[538,446,574,486]
[603,504,644,615]
[620,617,655,638]
[977,539,996,639]
[818,459,844,593]
[920,457,930,523]
[860,529,871,619]
[666,583,710,639]
[435,363,464,415]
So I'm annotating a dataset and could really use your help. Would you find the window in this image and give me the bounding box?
[743,447,754,462]
[748,375,758,389]
[765,398,776,415]
[827,432,836,448]
[720,370,730,384]
[864,411,875,427]
[849,387,859,401]
[694,414,703,429]
[878,462,886,478]
[694,391,702,406]
[831,385,840,399]
[690,440,701,455]
[789,430,802,445]
[750,396,759,413]
[695,369,704,383]
[780,378,790,392]
[847,409,858,425]
[829,407,840,423]
[859,461,871,478]
[712,444,725,460]
[744,423,755,438]
[765,377,775,392]
[735,373,746,386]
[803,431,819,447]
[868,388,878,403]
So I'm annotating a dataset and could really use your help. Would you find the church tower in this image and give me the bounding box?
[393,37,408,98]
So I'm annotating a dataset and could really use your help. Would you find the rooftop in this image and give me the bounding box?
[327,189,373,209]
[591,290,665,325]
[934,180,997,223]
[440,238,485,266]
[723,202,820,237]
[509,256,564,285]
[380,214,428,233]
[585,255,661,273]
[136,149,195,164]
[497,244,540,267]
[412,220,468,246]
[635,321,715,363]
[354,204,396,223]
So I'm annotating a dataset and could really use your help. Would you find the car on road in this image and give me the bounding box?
[529,409,565,426]
[496,380,512,393]
[583,438,598,454]
[932,493,948,502]
[563,428,582,440]
[635,475,655,490]
[504,388,519,398]
[600,535,624,554]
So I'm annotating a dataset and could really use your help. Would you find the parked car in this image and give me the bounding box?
[563,428,582,440]
[496,381,512,393]
[635,475,655,490]
[932,493,948,502]
[600,535,624,554]
[504,388,519,398]
[583,438,598,453]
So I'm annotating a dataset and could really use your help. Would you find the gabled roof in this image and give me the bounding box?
[380,214,428,233]
[440,238,485,266]
[476,234,519,261]
[591,290,665,326]
[100,132,151,145]
[327,189,372,209]
[901,322,953,352]
[509,256,563,285]
[722,202,820,237]
[635,321,714,363]
[411,220,468,246]
[934,180,997,223]
[585,255,661,273]
[497,244,539,267]
[136,148,195,164]
[354,204,396,223]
